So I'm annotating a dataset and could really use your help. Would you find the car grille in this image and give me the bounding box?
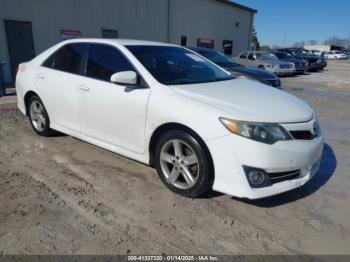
[268,170,301,185]
[290,130,315,140]
[296,62,306,69]
[280,64,291,69]
[265,79,280,87]
[308,58,318,64]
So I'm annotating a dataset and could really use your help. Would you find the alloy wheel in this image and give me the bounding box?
[29,100,46,132]
[160,139,199,190]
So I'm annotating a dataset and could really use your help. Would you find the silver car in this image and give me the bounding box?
[236,51,296,76]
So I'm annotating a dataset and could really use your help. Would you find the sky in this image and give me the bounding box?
[233,0,350,47]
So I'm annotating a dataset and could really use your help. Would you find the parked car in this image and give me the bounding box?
[16,39,324,199]
[324,50,348,60]
[236,51,295,76]
[189,47,281,88]
[306,50,323,57]
[278,48,327,71]
[271,51,308,74]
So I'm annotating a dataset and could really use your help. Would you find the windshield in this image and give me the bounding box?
[256,53,279,61]
[126,45,233,85]
[194,49,240,66]
[275,52,293,59]
[291,49,307,56]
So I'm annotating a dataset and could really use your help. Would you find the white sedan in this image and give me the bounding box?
[16,39,324,199]
[324,51,348,60]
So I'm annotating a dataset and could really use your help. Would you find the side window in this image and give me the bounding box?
[42,44,88,74]
[248,53,255,60]
[53,44,87,74]
[42,53,55,68]
[239,53,247,59]
[86,44,134,82]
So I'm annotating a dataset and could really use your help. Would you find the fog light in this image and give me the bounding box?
[243,166,269,188]
[248,170,266,185]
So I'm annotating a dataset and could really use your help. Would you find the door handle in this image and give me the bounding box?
[77,84,90,91]
[36,73,45,79]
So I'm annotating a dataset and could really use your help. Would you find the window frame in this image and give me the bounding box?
[41,43,89,76]
[83,43,140,84]
[41,42,148,88]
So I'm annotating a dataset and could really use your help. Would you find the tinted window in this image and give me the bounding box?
[248,53,255,60]
[194,49,240,66]
[126,45,232,85]
[239,53,247,59]
[86,44,134,81]
[44,44,87,74]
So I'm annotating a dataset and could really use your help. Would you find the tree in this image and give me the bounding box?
[293,41,305,48]
[323,36,347,47]
[307,39,318,45]
[260,45,271,51]
[251,27,260,50]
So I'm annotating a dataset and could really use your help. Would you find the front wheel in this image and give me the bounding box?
[154,130,213,198]
[28,95,53,136]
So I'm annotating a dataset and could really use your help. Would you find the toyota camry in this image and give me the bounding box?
[16,39,324,199]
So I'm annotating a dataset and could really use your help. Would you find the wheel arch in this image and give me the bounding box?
[24,90,41,116]
[148,122,215,180]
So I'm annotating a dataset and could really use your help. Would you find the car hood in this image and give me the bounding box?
[170,78,313,123]
[278,58,302,63]
[225,65,277,79]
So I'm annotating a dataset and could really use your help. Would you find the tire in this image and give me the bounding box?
[154,129,213,198]
[27,95,53,136]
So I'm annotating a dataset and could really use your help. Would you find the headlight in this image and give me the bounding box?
[219,118,292,144]
[274,64,280,69]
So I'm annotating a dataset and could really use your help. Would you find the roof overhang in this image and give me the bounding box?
[216,0,258,13]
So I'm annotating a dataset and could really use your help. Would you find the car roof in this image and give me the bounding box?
[61,38,177,47]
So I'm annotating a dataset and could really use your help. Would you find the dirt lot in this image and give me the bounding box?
[0,60,349,255]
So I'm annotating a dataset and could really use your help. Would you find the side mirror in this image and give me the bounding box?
[110,71,138,86]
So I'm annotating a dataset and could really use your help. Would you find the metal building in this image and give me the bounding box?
[0,0,256,85]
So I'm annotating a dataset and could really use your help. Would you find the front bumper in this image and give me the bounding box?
[308,62,327,71]
[273,68,296,76]
[206,120,324,199]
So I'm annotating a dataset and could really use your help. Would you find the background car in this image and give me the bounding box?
[271,51,308,74]
[324,50,348,60]
[189,47,281,88]
[278,48,327,71]
[236,51,295,76]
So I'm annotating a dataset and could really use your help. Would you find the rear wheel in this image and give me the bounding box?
[154,130,213,198]
[28,95,53,136]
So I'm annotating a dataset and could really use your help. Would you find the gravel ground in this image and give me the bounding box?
[0,60,349,255]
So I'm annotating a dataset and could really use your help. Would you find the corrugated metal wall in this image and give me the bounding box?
[169,0,253,53]
[0,0,254,84]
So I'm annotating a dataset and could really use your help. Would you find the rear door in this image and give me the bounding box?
[36,43,88,132]
[78,44,150,153]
